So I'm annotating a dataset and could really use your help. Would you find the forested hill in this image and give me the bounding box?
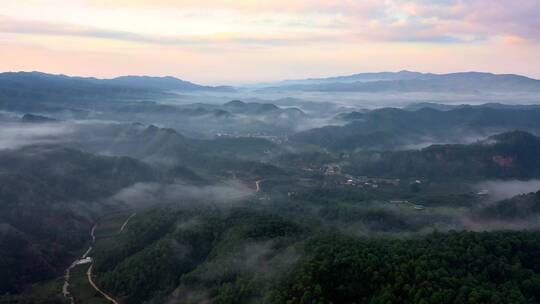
[275,231,540,303]
[0,146,156,294]
[346,131,540,180]
[292,107,540,151]
[87,206,540,304]
[475,190,540,221]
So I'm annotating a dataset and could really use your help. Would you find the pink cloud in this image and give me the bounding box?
[387,0,540,42]
[6,1,540,44]
[88,0,385,16]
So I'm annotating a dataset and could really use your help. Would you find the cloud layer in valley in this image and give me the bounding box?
[109,180,253,208]
[0,122,74,150]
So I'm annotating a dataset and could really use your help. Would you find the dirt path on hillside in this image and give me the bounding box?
[87,264,119,304]
[120,213,136,232]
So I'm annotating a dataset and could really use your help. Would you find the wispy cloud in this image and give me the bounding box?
[2,1,539,47]
[0,121,74,150]
[84,0,540,43]
[0,16,342,47]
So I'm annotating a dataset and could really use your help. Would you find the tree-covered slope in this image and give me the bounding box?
[346,131,540,180]
[293,107,540,151]
[274,231,540,304]
[0,146,156,294]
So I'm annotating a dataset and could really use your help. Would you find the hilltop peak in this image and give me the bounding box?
[488,130,539,143]
[223,100,246,107]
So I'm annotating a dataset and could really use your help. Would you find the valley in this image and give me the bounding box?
[4,1,540,302]
[2,71,540,303]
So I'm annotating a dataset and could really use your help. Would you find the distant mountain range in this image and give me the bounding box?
[4,71,540,97]
[403,102,540,111]
[269,70,429,86]
[3,70,540,95]
[0,71,236,112]
[257,71,540,93]
[108,75,234,92]
[0,71,234,92]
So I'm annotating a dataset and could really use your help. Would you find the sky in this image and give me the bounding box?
[1,0,539,84]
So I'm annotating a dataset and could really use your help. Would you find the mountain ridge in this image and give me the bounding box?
[256,71,540,93]
[0,71,234,92]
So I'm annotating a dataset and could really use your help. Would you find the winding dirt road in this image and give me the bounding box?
[87,264,119,304]
[85,213,136,303]
[64,215,131,304]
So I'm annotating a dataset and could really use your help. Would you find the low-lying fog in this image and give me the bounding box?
[108,180,253,209]
[475,180,540,202]
[0,122,74,150]
[163,90,540,109]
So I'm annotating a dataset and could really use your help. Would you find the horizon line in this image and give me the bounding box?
[2,69,540,87]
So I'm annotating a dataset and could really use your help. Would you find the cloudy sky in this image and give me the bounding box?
[1,0,539,84]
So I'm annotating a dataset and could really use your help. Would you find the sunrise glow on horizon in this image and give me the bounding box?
[1,0,539,84]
